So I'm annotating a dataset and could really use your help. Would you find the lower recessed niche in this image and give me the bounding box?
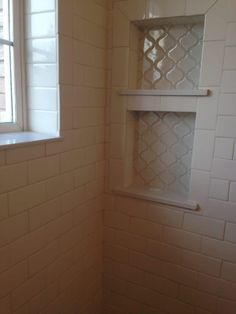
[132,111,196,195]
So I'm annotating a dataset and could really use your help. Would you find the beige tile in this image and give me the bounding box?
[164,227,201,251]
[200,41,225,86]
[147,239,182,264]
[0,194,8,221]
[113,8,130,47]
[11,271,46,311]
[186,0,217,15]
[0,296,10,314]
[183,213,224,239]
[112,47,129,87]
[116,0,146,21]
[130,217,162,240]
[28,155,60,184]
[204,0,228,41]
[0,163,27,194]
[182,251,221,276]
[29,198,61,231]
[0,213,28,247]
[9,182,46,216]
[0,261,27,298]
[29,240,60,277]
[146,0,186,18]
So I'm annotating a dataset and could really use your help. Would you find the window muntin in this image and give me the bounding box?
[0,0,23,131]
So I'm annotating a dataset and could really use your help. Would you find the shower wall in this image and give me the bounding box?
[0,1,107,313]
[105,1,236,313]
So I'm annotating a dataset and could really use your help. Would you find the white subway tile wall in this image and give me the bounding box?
[0,0,107,313]
[0,0,236,313]
[105,1,236,314]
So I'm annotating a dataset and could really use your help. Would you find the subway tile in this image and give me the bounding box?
[162,262,197,288]
[200,41,224,86]
[229,182,236,202]
[226,23,236,46]
[129,251,162,276]
[148,204,183,228]
[46,172,74,200]
[28,155,60,184]
[209,178,230,201]
[164,227,201,252]
[192,130,215,171]
[214,138,234,160]
[0,213,28,247]
[130,217,163,240]
[0,296,10,314]
[204,0,227,41]
[0,261,27,298]
[10,213,72,265]
[225,223,236,243]
[104,211,129,231]
[29,281,59,314]
[179,285,217,312]
[219,94,236,116]
[116,0,146,21]
[144,272,178,298]
[146,0,186,18]
[216,116,236,138]
[222,262,236,283]
[147,239,182,264]
[0,194,8,221]
[115,230,147,253]
[104,244,129,264]
[113,8,130,47]
[11,270,46,311]
[9,182,46,216]
[182,251,221,276]
[29,240,60,277]
[221,71,236,93]
[224,47,236,70]
[183,213,224,239]
[212,159,236,181]
[185,0,217,15]
[190,170,210,210]
[196,87,219,130]
[29,198,61,231]
[206,199,236,223]
[202,237,236,262]
[217,298,236,314]
[0,163,27,194]
[112,47,129,87]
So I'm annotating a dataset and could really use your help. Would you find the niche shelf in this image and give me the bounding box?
[119,89,209,96]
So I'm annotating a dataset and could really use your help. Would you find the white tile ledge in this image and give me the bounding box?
[119,89,210,96]
[114,185,199,210]
[0,132,62,150]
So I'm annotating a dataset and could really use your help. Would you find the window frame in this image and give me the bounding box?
[0,0,25,133]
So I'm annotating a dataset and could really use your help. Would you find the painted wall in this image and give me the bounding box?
[0,0,107,313]
[104,1,236,313]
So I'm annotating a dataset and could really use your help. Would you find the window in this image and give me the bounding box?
[0,0,23,132]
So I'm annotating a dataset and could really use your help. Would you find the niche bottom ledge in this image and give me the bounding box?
[114,185,199,211]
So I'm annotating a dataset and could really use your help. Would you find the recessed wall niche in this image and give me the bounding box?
[129,15,204,90]
[115,15,207,210]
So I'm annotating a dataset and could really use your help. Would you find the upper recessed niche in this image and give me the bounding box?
[129,15,205,90]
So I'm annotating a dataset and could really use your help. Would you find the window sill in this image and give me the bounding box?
[0,132,62,150]
[114,185,199,211]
